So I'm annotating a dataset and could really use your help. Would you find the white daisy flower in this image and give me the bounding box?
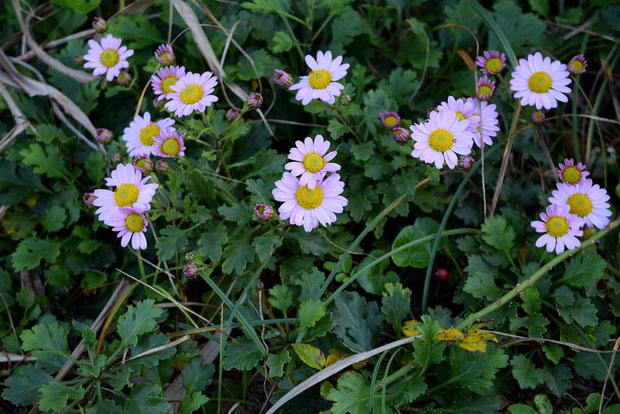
[549,179,612,229]
[284,135,341,190]
[410,110,474,169]
[437,96,480,133]
[510,52,572,110]
[289,51,349,105]
[531,204,584,254]
[122,112,174,157]
[107,208,149,250]
[467,97,500,148]
[83,34,134,81]
[165,71,218,117]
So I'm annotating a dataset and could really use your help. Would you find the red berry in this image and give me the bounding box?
[435,268,449,281]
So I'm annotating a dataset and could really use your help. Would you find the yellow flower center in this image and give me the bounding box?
[100,48,119,68]
[180,84,203,104]
[428,129,454,152]
[568,60,583,73]
[562,166,581,184]
[139,123,160,146]
[161,138,180,156]
[485,57,503,74]
[302,153,325,173]
[478,85,492,97]
[545,216,569,238]
[125,213,144,233]
[161,75,179,94]
[135,158,150,171]
[295,185,323,210]
[159,52,173,62]
[567,193,593,217]
[308,69,331,90]
[455,111,467,122]
[114,184,139,207]
[528,71,552,93]
[383,115,399,127]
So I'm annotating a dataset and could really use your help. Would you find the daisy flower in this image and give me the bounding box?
[151,66,186,101]
[107,208,149,250]
[557,159,590,185]
[284,135,341,190]
[272,172,347,232]
[380,112,401,129]
[122,112,174,156]
[410,110,474,169]
[437,96,480,133]
[531,204,584,254]
[549,180,612,229]
[531,111,545,125]
[510,52,572,110]
[290,50,349,105]
[155,44,175,66]
[567,54,587,75]
[83,34,134,82]
[476,76,496,101]
[133,155,153,174]
[254,204,275,221]
[476,50,506,75]
[467,97,500,148]
[393,127,410,142]
[93,163,158,225]
[153,127,185,158]
[165,71,218,117]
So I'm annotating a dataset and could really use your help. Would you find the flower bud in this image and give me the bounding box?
[226,108,240,121]
[273,69,293,89]
[531,111,545,125]
[247,92,263,109]
[254,203,275,221]
[92,17,107,33]
[393,127,410,143]
[133,155,153,174]
[183,262,198,279]
[96,128,113,144]
[155,160,169,173]
[117,71,131,86]
[111,153,122,163]
[82,192,96,208]
[338,94,351,106]
[155,44,175,66]
[459,155,475,170]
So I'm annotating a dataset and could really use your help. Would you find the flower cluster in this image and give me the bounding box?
[531,159,611,254]
[273,135,348,232]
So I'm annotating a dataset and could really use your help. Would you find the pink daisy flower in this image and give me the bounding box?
[567,54,587,75]
[476,50,506,75]
[107,208,149,250]
[152,127,185,158]
[154,44,175,66]
[437,96,480,133]
[122,112,175,156]
[557,159,590,185]
[531,204,584,254]
[290,50,349,106]
[476,76,496,101]
[151,66,186,101]
[549,179,612,229]
[380,112,401,129]
[272,173,347,232]
[93,163,158,225]
[165,71,218,117]
[467,98,500,148]
[284,135,340,190]
[83,34,134,82]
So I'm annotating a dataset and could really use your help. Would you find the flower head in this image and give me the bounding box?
[510,52,572,110]
[410,110,474,169]
[153,127,185,158]
[165,71,218,117]
[155,160,169,173]
[272,172,347,232]
[83,192,96,208]
[226,108,240,121]
[183,262,198,279]
[290,51,349,105]
[567,54,587,75]
[96,128,113,144]
[254,204,275,221]
[117,71,131,86]
[467,97,500,148]
[531,111,545,125]
[549,179,611,229]
[437,96,480,133]
[284,135,341,190]
[83,34,134,82]
[107,208,148,250]
[151,66,186,101]
[93,163,158,225]
[274,69,293,89]
[393,127,410,142]
[122,112,174,156]
[476,50,506,75]
[247,92,263,109]
[92,17,107,33]
[531,204,584,254]
[476,76,496,101]
[557,159,590,185]
[133,155,153,174]
[459,156,475,170]
[155,44,175,66]
[380,112,401,129]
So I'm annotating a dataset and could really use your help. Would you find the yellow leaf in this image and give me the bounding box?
[459,333,487,353]
[475,331,498,343]
[468,321,492,333]
[352,359,368,370]
[325,349,347,367]
[436,328,465,341]
[292,343,326,370]
[402,320,420,337]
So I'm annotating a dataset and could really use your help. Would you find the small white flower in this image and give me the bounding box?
[290,51,349,105]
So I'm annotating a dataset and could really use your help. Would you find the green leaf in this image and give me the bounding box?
[298,300,326,331]
[108,14,164,49]
[0,161,47,204]
[117,299,164,347]
[41,205,66,233]
[412,315,446,368]
[291,343,326,370]
[179,393,209,414]
[52,0,102,13]
[391,225,431,268]
[20,143,67,179]
[293,267,325,303]
[267,349,291,377]
[534,393,553,414]
[332,292,383,352]
[542,344,564,364]
[330,10,368,53]
[268,284,292,313]
[217,203,250,225]
[510,354,544,389]
[481,216,515,252]
[490,1,546,55]
[39,381,86,412]
[182,357,215,394]
[1,365,53,406]
[85,151,106,183]
[381,282,411,328]
[287,230,329,255]
[12,237,60,271]
[463,271,502,301]
[327,371,380,414]
[45,265,70,288]
[327,119,349,140]
[198,222,228,262]
[521,287,542,315]
[528,0,549,17]
[34,123,70,143]
[222,232,255,274]
[272,31,294,53]
[125,384,170,414]
[560,249,607,287]
[129,333,176,368]
[447,346,508,394]
[242,0,284,14]
[223,337,263,371]
[542,365,572,397]
[254,233,282,261]
[21,322,69,360]
[156,227,189,262]
[508,404,537,414]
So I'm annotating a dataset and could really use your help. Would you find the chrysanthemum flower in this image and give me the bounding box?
[107,208,148,250]
[459,156,475,170]
[531,204,584,254]
[155,44,175,66]
[122,112,174,156]
[165,71,218,117]
[510,52,572,110]
[289,51,349,105]
[410,110,474,169]
[467,97,500,148]
[380,112,400,129]
[557,159,590,185]
[93,163,158,225]
[549,179,612,229]
[96,128,113,144]
[393,127,410,142]
[183,262,198,278]
[247,92,263,109]
[83,34,134,82]
[92,17,107,33]
[284,135,341,190]
[567,54,587,75]
[531,111,545,125]
[151,66,186,101]
[254,203,275,221]
[274,69,293,89]
[133,155,153,174]
[272,172,347,232]
[476,50,506,75]
[153,127,185,158]
[437,96,480,133]
[476,76,496,101]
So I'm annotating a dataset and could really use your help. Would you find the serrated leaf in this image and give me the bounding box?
[198,222,228,262]
[448,346,508,394]
[268,284,292,313]
[402,320,420,337]
[129,333,177,368]
[254,233,282,261]
[412,316,445,368]
[267,349,291,377]
[182,357,215,394]
[85,151,106,183]
[1,365,53,406]
[437,328,465,341]
[223,337,263,371]
[41,205,66,233]
[12,237,60,271]
[125,384,170,414]
[52,0,102,13]
[117,299,164,347]
[292,267,325,303]
[560,249,607,287]
[332,292,383,352]
[463,271,502,300]
[292,343,326,370]
[39,381,86,411]
[510,354,544,389]
[21,322,69,360]
[222,232,255,274]
[156,227,189,262]
[327,371,380,414]
[298,300,326,331]
[542,365,572,397]
[481,216,515,252]
[0,161,48,204]
[271,31,294,53]
[20,143,67,179]
[179,392,209,414]
[381,282,411,327]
